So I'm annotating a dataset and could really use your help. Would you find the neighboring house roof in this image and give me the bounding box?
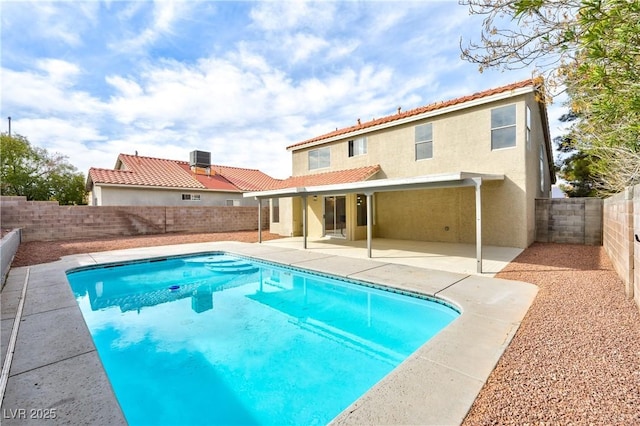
[88,154,380,193]
[87,154,280,192]
[209,164,282,191]
[287,78,543,150]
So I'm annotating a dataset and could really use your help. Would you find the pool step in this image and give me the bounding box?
[183,255,258,274]
[205,260,258,274]
[206,263,258,274]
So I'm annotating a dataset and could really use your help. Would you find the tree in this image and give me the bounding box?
[0,133,87,204]
[554,112,599,197]
[564,0,640,194]
[460,0,640,194]
[460,0,582,95]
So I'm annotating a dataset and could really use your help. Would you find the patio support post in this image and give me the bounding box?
[473,177,483,273]
[257,198,262,244]
[302,195,308,249]
[366,192,373,258]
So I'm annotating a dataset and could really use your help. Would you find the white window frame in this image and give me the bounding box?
[415,123,433,160]
[308,146,331,170]
[348,137,367,157]
[491,104,517,150]
[225,199,240,206]
[182,193,201,201]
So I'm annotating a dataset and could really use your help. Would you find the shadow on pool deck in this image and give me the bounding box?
[1,241,537,425]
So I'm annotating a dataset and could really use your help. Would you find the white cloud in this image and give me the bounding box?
[113,0,188,52]
[1,64,103,116]
[249,1,337,32]
[283,33,330,63]
[106,75,144,98]
[35,58,81,85]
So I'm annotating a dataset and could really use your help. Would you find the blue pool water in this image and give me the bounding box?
[66,253,459,425]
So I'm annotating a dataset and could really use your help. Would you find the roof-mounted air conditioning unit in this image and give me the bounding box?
[189,150,211,168]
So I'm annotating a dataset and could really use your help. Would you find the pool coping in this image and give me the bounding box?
[0,241,538,425]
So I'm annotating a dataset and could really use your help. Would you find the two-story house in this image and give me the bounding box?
[245,79,555,266]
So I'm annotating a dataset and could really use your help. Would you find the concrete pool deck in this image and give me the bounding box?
[1,241,538,425]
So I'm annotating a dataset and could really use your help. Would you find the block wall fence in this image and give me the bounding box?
[0,196,269,242]
[602,185,640,309]
[535,198,603,245]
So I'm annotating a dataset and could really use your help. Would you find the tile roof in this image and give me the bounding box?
[277,165,381,187]
[210,164,282,191]
[89,154,381,192]
[88,154,280,192]
[287,78,543,150]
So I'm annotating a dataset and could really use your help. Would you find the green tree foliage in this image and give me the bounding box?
[565,0,640,193]
[461,0,640,195]
[554,112,600,196]
[0,133,87,204]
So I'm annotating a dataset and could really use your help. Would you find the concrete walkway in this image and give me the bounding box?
[1,241,537,425]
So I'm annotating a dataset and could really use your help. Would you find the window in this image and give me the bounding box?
[308,147,330,170]
[225,199,239,206]
[526,106,532,151]
[272,198,280,223]
[491,105,516,150]
[182,194,201,201]
[348,137,367,157]
[356,194,367,226]
[415,123,433,160]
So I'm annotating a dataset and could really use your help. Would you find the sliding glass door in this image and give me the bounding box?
[324,196,346,238]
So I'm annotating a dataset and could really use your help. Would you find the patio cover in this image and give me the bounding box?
[244,172,505,273]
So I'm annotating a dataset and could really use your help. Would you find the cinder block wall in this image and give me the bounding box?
[603,187,635,300]
[0,196,269,242]
[535,198,603,245]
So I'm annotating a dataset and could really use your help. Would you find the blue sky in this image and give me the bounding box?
[1,1,565,179]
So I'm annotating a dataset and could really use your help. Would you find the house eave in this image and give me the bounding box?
[244,172,504,199]
[93,182,242,193]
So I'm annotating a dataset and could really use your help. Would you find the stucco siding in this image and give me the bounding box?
[372,180,528,248]
[96,186,256,207]
[291,96,529,183]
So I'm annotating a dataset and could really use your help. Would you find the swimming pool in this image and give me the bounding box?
[66,252,459,425]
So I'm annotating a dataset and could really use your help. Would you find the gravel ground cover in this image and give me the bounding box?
[9,236,640,423]
[464,243,640,424]
[10,230,281,267]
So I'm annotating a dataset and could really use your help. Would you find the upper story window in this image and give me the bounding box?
[348,137,367,157]
[309,147,330,170]
[491,104,517,150]
[415,123,433,160]
[526,106,532,151]
[225,199,239,206]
